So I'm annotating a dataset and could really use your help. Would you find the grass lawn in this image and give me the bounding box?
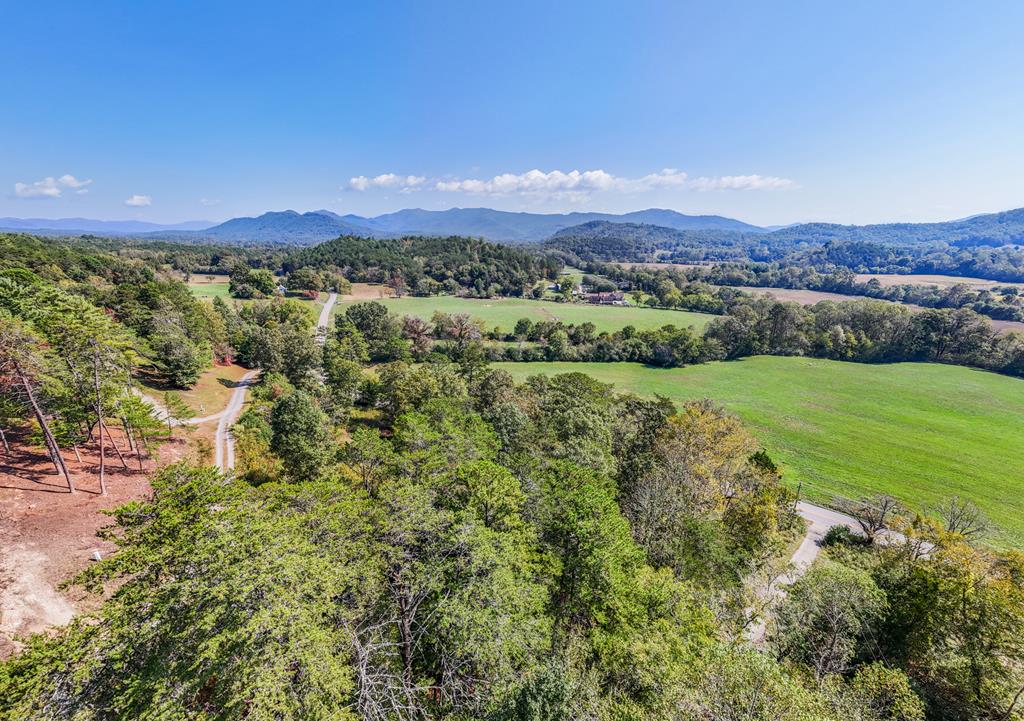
[139,363,251,417]
[187,274,232,300]
[334,295,716,333]
[493,358,1024,547]
[187,277,325,322]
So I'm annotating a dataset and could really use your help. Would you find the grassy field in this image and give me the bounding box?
[334,295,716,333]
[494,358,1024,547]
[186,276,326,322]
[139,362,251,416]
[187,274,232,299]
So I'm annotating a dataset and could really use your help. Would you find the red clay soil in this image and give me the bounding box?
[0,427,189,658]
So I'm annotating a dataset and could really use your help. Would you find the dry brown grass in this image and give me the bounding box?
[342,283,395,301]
[854,273,1024,289]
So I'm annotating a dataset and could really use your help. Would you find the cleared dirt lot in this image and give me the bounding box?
[0,428,195,657]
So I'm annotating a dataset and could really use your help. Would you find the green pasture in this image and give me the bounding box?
[334,295,715,333]
[494,358,1024,547]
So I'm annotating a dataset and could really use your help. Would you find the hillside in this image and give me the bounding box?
[355,207,762,242]
[190,207,763,244]
[196,210,378,243]
[548,208,1024,261]
[768,208,1024,247]
[0,208,757,245]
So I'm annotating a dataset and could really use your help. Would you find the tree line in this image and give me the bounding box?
[335,297,1024,379]
[596,261,1024,323]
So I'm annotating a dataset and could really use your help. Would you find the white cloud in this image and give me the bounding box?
[435,169,618,197]
[346,174,427,192]
[200,197,222,207]
[124,194,152,207]
[58,174,92,189]
[13,174,93,199]
[346,168,794,199]
[688,174,795,191]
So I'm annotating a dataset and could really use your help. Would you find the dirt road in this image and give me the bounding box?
[214,371,258,471]
[317,291,338,342]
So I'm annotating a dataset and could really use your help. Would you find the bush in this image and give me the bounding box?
[821,524,870,547]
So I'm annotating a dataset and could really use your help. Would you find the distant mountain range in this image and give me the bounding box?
[0,217,214,234]
[3,206,1023,249]
[0,208,763,244]
[179,207,764,244]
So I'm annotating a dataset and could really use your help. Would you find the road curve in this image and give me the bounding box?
[747,501,866,642]
[133,389,225,426]
[316,292,338,343]
[215,371,258,471]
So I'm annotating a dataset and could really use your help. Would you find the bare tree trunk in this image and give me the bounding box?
[17,365,74,492]
[137,434,150,471]
[73,444,82,462]
[394,588,415,689]
[102,420,129,469]
[121,417,134,451]
[0,426,8,455]
[92,347,106,495]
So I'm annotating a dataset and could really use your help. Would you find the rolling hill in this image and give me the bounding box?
[545,208,1024,262]
[189,207,763,244]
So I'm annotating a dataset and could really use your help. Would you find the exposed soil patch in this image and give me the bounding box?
[0,428,187,657]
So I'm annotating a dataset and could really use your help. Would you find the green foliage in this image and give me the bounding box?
[681,647,839,720]
[229,264,278,298]
[269,390,336,481]
[843,663,925,721]
[287,234,559,297]
[773,564,887,679]
[344,301,409,362]
[869,530,1024,719]
[0,465,373,721]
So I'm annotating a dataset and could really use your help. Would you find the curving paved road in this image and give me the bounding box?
[747,500,915,642]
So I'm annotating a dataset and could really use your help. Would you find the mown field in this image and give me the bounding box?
[334,295,716,333]
[494,358,1024,547]
[186,274,232,299]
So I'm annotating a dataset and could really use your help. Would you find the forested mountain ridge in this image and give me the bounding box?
[547,211,1024,281]
[10,205,1024,248]
[548,208,1024,260]
[187,210,379,244]
[353,207,763,241]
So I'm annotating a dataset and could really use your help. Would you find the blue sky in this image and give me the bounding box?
[2,1,1023,226]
